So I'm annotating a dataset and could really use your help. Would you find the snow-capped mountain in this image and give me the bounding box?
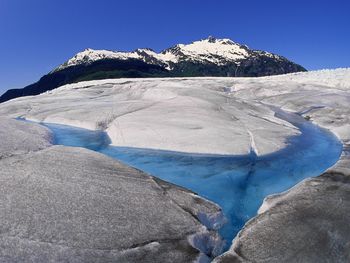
[55,48,141,71]
[0,37,306,103]
[55,36,286,71]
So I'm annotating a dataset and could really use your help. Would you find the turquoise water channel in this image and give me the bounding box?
[39,110,342,250]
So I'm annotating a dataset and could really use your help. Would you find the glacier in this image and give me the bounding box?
[38,105,342,250]
[0,117,224,262]
[0,68,350,262]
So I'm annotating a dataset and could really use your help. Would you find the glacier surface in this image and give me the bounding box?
[1,68,350,262]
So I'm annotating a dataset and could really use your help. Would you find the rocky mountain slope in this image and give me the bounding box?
[0,37,306,103]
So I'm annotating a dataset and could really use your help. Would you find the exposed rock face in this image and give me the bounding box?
[0,118,224,262]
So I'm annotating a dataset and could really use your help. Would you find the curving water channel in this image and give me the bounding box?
[38,109,342,250]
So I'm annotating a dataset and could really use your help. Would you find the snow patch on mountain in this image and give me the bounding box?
[161,37,250,65]
[55,48,140,71]
[55,37,284,71]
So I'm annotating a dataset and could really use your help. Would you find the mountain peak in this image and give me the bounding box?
[207,35,217,43]
[199,36,238,46]
[135,48,156,52]
[55,48,140,71]
[53,37,299,73]
[0,37,306,103]
[161,37,250,65]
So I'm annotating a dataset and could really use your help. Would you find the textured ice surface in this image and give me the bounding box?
[0,117,52,158]
[214,155,350,263]
[1,69,348,155]
[1,69,349,261]
[0,78,299,156]
[43,108,342,250]
[0,118,223,262]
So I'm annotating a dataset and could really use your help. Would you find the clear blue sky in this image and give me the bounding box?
[0,0,349,95]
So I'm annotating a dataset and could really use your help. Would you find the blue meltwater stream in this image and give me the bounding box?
[37,109,342,251]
